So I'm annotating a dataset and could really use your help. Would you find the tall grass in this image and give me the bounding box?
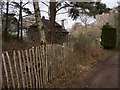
[45,34,104,88]
[67,34,100,66]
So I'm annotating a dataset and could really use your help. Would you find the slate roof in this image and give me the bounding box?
[116,6,120,12]
[28,18,69,34]
[41,18,69,34]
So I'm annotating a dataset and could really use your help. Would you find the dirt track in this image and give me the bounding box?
[88,52,118,88]
[68,51,119,88]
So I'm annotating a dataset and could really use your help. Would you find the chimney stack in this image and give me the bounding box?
[61,19,65,28]
[42,16,45,19]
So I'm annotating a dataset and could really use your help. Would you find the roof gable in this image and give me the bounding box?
[42,18,68,33]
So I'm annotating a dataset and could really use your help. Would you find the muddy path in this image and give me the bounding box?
[86,52,118,88]
[64,51,119,88]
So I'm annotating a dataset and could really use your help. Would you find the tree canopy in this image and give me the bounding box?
[68,2,111,20]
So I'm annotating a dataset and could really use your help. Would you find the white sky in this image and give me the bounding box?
[9,0,119,29]
[101,0,119,8]
[39,0,119,29]
[57,0,118,29]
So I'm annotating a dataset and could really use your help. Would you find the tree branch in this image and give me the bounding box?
[40,2,49,7]
[56,2,74,13]
[56,11,68,15]
[22,14,34,17]
[40,10,50,16]
[22,1,29,7]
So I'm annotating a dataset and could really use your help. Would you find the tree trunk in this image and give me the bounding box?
[17,18,20,40]
[0,1,2,89]
[33,0,46,43]
[20,0,23,41]
[4,1,9,41]
[17,9,20,40]
[117,9,120,48]
[84,23,88,35]
[50,1,56,44]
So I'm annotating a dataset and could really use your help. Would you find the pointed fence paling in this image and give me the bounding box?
[2,44,74,88]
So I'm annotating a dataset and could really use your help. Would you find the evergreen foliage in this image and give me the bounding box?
[68,2,111,20]
[101,23,117,49]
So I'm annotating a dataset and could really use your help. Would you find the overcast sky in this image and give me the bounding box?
[39,0,119,29]
[11,0,119,29]
[62,0,118,29]
[102,0,119,8]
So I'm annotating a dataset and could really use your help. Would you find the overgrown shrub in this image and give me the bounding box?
[73,34,91,52]
[101,23,117,49]
[67,34,98,65]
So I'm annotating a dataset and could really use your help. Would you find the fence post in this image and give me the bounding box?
[18,50,25,88]
[38,45,43,88]
[47,44,51,82]
[49,44,52,81]
[35,46,40,88]
[32,47,38,88]
[13,51,20,88]
[41,45,46,86]
[25,49,32,88]
[29,49,35,88]
[2,53,9,88]
[45,44,48,82]
[21,50,28,88]
[6,52,15,88]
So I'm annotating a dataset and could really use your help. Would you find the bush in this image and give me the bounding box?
[101,23,117,49]
[73,34,91,52]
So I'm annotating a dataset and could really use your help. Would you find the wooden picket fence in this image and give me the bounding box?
[2,44,73,88]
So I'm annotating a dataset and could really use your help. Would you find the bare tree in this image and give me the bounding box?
[41,1,67,43]
[50,0,57,43]
[11,1,32,41]
[0,1,2,89]
[20,0,23,41]
[79,14,91,34]
[4,1,9,41]
[33,0,46,43]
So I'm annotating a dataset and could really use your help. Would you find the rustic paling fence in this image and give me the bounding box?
[2,44,74,88]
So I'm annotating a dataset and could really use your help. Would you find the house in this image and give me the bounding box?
[2,13,18,34]
[26,25,40,43]
[26,17,69,43]
[116,6,120,12]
